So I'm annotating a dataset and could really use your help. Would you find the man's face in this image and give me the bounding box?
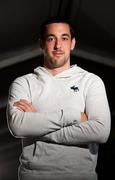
[41,23,76,69]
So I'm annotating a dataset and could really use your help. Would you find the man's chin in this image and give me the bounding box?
[50,61,67,68]
[45,56,69,68]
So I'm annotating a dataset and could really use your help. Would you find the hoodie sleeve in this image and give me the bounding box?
[7,76,80,138]
[42,77,111,144]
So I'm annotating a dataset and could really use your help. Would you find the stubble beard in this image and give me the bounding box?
[44,54,70,69]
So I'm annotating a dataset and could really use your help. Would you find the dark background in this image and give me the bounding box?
[0,0,115,179]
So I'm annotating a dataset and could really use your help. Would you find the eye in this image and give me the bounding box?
[47,37,55,42]
[62,36,69,41]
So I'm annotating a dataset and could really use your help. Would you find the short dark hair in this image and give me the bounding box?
[39,16,76,41]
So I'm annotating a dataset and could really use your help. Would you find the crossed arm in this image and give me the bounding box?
[13,99,88,122]
[7,77,111,145]
[12,99,89,145]
[11,97,110,145]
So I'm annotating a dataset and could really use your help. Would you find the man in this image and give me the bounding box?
[7,16,111,180]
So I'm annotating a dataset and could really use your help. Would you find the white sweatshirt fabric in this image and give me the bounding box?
[7,64,111,180]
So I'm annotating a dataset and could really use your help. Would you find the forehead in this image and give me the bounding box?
[45,23,71,36]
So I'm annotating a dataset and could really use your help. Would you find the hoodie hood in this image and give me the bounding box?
[34,64,86,79]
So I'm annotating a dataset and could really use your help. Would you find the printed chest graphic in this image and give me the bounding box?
[70,85,79,92]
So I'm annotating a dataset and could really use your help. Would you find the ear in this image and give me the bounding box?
[71,38,76,50]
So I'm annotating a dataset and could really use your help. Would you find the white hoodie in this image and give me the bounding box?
[7,65,111,180]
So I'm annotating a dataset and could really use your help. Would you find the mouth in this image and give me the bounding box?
[52,51,64,57]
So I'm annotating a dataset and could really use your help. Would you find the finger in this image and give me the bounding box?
[14,101,30,108]
[14,104,27,112]
[14,101,31,111]
[13,100,37,112]
[18,100,36,111]
[20,99,31,104]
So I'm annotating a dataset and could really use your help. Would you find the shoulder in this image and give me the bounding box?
[9,73,38,93]
[84,71,105,95]
[76,66,106,94]
[12,73,37,84]
[77,66,104,84]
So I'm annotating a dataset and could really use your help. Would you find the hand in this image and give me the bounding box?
[81,112,88,122]
[13,99,37,112]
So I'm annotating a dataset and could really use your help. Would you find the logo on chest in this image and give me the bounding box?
[70,85,79,92]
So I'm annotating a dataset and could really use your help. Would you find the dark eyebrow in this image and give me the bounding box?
[45,33,71,38]
[62,33,70,38]
[45,34,55,38]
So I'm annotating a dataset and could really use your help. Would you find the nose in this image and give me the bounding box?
[54,39,61,50]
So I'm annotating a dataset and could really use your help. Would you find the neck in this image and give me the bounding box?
[44,62,70,76]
